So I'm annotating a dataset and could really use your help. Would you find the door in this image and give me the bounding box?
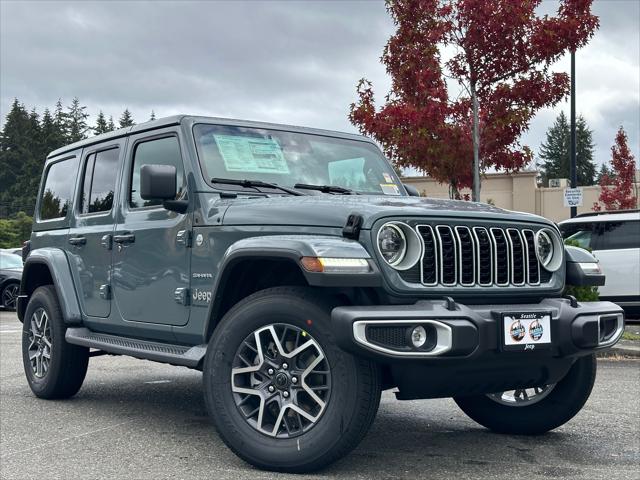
[111,130,191,326]
[591,220,640,300]
[67,142,124,318]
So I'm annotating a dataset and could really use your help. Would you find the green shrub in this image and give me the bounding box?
[564,239,599,301]
[0,211,32,249]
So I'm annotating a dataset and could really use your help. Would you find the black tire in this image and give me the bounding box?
[1,281,19,310]
[454,354,597,435]
[21,285,89,399]
[203,287,381,473]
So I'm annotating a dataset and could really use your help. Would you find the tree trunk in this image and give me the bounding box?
[449,179,460,200]
[471,83,481,202]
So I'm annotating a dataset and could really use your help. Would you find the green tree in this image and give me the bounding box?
[0,211,33,247]
[538,112,597,187]
[149,110,156,121]
[107,116,116,131]
[94,110,109,135]
[66,97,90,142]
[119,109,135,128]
[0,99,34,215]
[595,163,613,184]
[53,99,68,141]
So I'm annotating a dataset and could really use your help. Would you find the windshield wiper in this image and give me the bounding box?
[211,178,304,196]
[293,183,356,195]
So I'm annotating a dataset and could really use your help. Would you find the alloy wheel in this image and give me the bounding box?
[231,323,331,438]
[487,384,556,407]
[2,283,19,309]
[27,308,52,378]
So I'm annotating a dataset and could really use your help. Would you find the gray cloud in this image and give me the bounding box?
[1,0,637,169]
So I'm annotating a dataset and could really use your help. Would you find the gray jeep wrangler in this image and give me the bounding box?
[18,116,624,472]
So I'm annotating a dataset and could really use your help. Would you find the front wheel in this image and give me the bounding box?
[203,287,381,473]
[454,354,597,435]
[1,282,19,310]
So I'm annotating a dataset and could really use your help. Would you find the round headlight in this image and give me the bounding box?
[377,224,406,266]
[535,228,563,272]
[537,230,553,265]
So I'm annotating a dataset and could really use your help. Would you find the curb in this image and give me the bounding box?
[597,340,640,358]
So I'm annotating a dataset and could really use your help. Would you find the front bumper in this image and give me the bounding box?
[331,298,624,399]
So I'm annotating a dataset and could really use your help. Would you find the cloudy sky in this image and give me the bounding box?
[1,0,638,172]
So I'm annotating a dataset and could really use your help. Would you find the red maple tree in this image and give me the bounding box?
[593,127,638,211]
[350,0,598,199]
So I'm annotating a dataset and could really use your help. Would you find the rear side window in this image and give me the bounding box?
[596,221,640,250]
[39,156,79,220]
[130,136,185,209]
[80,148,120,214]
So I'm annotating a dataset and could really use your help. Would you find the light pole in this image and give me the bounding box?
[570,49,577,218]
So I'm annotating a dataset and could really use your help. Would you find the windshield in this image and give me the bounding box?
[1,252,23,269]
[193,124,404,195]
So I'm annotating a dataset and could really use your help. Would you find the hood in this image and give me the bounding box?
[218,194,550,229]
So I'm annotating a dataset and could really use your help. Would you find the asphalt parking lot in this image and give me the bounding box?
[1,310,638,480]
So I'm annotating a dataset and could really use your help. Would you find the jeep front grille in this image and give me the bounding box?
[404,224,551,287]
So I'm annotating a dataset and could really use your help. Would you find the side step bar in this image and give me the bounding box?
[65,328,207,368]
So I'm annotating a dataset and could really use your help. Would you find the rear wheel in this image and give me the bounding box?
[454,355,597,435]
[203,287,381,472]
[21,286,89,399]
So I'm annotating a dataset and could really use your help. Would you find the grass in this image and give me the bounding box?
[622,331,640,342]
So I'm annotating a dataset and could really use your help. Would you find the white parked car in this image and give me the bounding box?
[560,210,640,316]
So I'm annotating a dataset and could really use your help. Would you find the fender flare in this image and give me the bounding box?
[203,235,380,338]
[20,248,82,325]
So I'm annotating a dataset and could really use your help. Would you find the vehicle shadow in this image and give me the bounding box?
[46,368,596,479]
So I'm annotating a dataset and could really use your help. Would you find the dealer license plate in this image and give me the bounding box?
[502,312,552,351]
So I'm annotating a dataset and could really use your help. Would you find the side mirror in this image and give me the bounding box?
[403,183,420,197]
[140,164,177,200]
[140,164,188,214]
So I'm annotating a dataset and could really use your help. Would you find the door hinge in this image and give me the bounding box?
[174,287,190,306]
[99,284,111,300]
[176,230,192,247]
[101,234,112,250]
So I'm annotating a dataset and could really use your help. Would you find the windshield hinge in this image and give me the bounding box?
[342,213,364,240]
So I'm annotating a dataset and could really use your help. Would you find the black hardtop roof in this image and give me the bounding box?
[48,115,374,159]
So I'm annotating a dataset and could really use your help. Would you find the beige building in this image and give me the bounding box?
[402,170,640,223]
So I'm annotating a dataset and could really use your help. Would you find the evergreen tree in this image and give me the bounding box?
[119,109,135,128]
[538,112,597,187]
[576,116,596,186]
[149,110,156,121]
[0,99,36,215]
[94,110,109,135]
[66,97,90,142]
[595,163,613,184]
[107,116,116,132]
[53,99,67,142]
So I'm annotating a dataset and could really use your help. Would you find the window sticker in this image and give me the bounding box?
[214,135,290,174]
[380,183,401,195]
[383,172,393,183]
[328,157,367,189]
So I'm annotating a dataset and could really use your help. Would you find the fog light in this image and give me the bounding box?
[410,326,427,348]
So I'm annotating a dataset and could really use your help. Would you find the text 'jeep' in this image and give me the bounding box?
[18,116,624,472]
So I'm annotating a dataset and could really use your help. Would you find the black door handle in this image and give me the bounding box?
[113,233,135,244]
[68,236,86,246]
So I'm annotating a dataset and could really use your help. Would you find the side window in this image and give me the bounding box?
[130,136,185,209]
[79,148,120,214]
[566,229,593,250]
[39,156,79,220]
[598,221,640,250]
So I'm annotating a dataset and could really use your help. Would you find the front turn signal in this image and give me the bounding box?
[300,257,371,274]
